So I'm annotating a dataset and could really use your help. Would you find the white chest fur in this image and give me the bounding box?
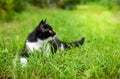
[26,36,54,52]
[26,38,52,56]
[26,39,43,52]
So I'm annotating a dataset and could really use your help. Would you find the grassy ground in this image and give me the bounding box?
[0,5,120,79]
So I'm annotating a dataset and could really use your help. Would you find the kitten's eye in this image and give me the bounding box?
[49,30,52,33]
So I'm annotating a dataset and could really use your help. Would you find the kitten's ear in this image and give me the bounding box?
[37,19,47,30]
[37,20,44,30]
[44,19,46,23]
[40,19,46,24]
[40,19,44,24]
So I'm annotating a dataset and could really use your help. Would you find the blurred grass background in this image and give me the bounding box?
[0,0,120,21]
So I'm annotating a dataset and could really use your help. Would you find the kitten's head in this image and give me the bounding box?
[35,19,56,40]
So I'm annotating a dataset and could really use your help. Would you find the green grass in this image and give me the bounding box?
[0,5,120,79]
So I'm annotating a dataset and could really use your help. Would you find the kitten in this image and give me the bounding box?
[20,19,85,66]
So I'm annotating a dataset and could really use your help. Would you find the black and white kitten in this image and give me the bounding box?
[20,19,85,66]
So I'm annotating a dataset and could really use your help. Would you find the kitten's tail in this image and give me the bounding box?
[51,37,85,52]
[67,37,85,48]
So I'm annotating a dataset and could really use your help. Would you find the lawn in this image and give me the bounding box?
[0,5,120,79]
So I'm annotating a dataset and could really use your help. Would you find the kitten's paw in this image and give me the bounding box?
[20,58,27,67]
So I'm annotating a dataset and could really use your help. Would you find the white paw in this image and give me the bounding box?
[20,58,27,67]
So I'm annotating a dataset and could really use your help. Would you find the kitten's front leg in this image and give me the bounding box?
[20,48,29,67]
